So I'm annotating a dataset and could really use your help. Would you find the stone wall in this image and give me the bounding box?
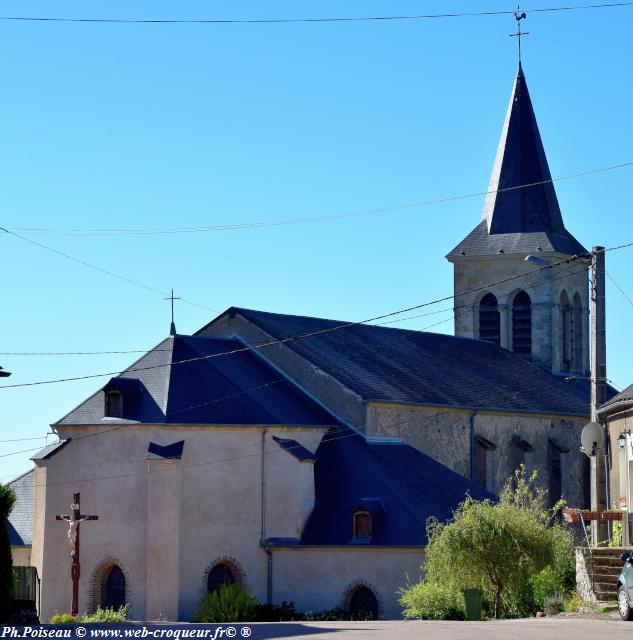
[449,253,589,373]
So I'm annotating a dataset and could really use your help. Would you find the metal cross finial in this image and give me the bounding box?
[510,5,529,63]
[165,288,181,336]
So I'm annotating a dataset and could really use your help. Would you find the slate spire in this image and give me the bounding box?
[482,63,565,235]
[446,64,586,258]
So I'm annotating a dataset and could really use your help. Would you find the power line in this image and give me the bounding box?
[0,2,632,26]
[8,161,633,237]
[0,246,616,391]
[0,228,220,315]
[0,307,456,356]
[606,270,633,308]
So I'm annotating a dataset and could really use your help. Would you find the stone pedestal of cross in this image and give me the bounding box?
[56,493,99,616]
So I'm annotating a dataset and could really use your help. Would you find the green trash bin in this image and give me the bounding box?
[463,587,482,621]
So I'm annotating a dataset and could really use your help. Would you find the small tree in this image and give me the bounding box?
[0,483,17,622]
[401,466,574,619]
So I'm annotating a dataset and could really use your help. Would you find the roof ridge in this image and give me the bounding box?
[7,467,35,485]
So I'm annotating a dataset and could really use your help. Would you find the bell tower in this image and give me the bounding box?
[446,64,589,374]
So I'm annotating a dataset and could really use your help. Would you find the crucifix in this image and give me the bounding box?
[56,493,99,616]
[509,6,530,63]
[165,288,181,336]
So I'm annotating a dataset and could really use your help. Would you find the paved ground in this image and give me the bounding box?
[248,617,633,639]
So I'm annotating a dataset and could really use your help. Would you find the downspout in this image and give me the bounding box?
[261,427,273,604]
[470,411,478,482]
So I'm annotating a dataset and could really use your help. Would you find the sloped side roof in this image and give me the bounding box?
[214,307,594,416]
[301,429,493,546]
[447,64,586,258]
[57,335,338,427]
[5,469,34,547]
[598,383,633,415]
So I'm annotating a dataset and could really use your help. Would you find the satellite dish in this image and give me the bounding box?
[581,421,604,456]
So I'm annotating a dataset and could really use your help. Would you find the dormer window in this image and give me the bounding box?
[354,512,372,538]
[105,390,123,418]
[351,498,384,543]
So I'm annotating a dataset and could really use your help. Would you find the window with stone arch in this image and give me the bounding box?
[512,290,532,355]
[89,558,130,614]
[559,290,572,370]
[347,584,380,619]
[478,293,500,346]
[203,558,245,596]
[572,292,583,371]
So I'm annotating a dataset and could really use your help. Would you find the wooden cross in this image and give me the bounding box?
[56,493,99,616]
[164,288,181,336]
[509,6,530,63]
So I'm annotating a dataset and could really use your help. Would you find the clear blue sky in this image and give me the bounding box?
[1,0,632,480]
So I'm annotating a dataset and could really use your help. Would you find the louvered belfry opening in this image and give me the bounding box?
[512,291,532,355]
[478,293,500,345]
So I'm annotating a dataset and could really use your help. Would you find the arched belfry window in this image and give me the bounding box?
[479,293,500,346]
[560,291,571,370]
[207,563,234,594]
[572,293,583,371]
[512,291,532,355]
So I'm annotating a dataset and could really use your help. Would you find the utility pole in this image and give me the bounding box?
[590,246,608,546]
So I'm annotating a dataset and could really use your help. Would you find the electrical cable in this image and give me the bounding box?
[0,2,632,26]
[7,162,633,237]
[0,246,611,390]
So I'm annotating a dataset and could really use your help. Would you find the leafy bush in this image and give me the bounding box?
[303,606,377,621]
[81,606,128,622]
[609,521,623,547]
[0,484,17,623]
[530,566,570,610]
[543,593,566,616]
[50,613,80,624]
[562,592,581,613]
[400,466,575,619]
[400,582,465,620]
[196,585,258,623]
[254,601,304,622]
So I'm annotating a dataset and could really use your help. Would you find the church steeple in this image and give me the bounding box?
[447,64,586,258]
[446,64,589,375]
[483,63,565,236]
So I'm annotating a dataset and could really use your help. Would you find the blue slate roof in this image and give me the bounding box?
[147,440,185,460]
[5,469,34,547]
[300,428,494,546]
[447,64,586,258]
[272,436,317,462]
[598,383,633,415]
[57,335,339,427]
[209,307,599,417]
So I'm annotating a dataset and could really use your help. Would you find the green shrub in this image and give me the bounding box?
[543,592,566,616]
[530,566,569,610]
[303,606,377,621]
[400,582,465,620]
[400,466,575,619]
[50,613,80,624]
[562,592,581,613]
[609,521,623,547]
[81,605,128,623]
[196,585,257,623]
[254,601,304,622]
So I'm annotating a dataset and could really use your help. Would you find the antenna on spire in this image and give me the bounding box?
[510,5,529,64]
[165,289,181,336]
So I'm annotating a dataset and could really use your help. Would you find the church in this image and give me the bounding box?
[8,62,600,621]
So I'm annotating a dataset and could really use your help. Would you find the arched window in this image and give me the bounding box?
[105,391,123,418]
[560,291,571,370]
[103,565,126,610]
[207,563,234,594]
[572,293,583,371]
[349,586,379,619]
[512,291,532,355]
[479,293,500,345]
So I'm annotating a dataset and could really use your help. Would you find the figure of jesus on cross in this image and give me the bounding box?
[56,493,99,616]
